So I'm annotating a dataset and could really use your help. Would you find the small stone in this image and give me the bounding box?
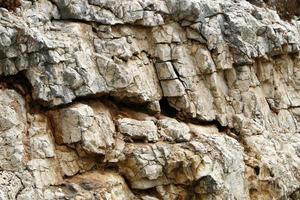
[117,118,159,142]
[158,118,191,142]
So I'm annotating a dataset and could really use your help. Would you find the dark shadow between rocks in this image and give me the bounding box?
[246,0,300,20]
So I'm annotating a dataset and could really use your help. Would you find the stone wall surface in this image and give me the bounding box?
[0,0,300,199]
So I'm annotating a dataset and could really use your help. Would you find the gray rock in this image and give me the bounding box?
[155,62,178,80]
[157,118,191,142]
[117,118,159,142]
[0,0,300,199]
[160,79,186,97]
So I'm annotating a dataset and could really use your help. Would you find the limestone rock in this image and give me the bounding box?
[0,89,26,171]
[0,0,300,199]
[119,127,246,200]
[155,62,178,80]
[117,118,159,142]
[50,103,115,154]
[0,171,23,200]
[160,79,186,97]
[157,118,191,142]
[28,114,55,159]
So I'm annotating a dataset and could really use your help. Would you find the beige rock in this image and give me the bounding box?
[156,185,187,200]
[28,114,55,159]
[119,128,246,199]
[27,159,63,188]
[50,103,115,154]
[63,171,137,200]
[56,146,96,177]
[155,44,171,62]
[0,0,300,199]
[0,89,26,171]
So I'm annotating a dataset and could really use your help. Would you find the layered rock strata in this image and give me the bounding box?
[0,0,300,199]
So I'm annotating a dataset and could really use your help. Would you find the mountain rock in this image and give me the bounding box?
[0,0,300,199]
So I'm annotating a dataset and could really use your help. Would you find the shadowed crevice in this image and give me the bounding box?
[246,0,300,20]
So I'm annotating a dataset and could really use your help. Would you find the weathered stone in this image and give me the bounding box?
[157,118,191,142]
[155,44,171,62]
[160,79,186,97]
[56,145,96,177]
[155,62,178,80]
[0,89,26,171]
[27,159,63,189]
[63,171,136,200]
[119,127,246,199]
[0,0,300,199]
[117,118,158,142]
[0,171,23,200]
[50,103,115,154]
[156,185,187,200]
[28,114,55,159]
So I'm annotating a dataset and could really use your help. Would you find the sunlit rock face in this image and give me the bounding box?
[0,0,300,199]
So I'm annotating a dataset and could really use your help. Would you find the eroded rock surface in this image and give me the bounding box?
[0,0,300,199]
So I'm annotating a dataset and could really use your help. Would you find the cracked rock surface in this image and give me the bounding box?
[0,0,300,199]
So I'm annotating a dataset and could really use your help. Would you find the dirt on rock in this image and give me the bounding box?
[0,0,21,11]
[247,0,300,20]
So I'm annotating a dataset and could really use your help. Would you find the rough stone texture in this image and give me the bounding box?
[117,118,159,142]
[0,0,300,199]
[0,89,26,171]
[49,103,115,154]
[157,118,191,142]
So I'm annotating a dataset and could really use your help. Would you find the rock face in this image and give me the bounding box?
[0,0,300,199]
